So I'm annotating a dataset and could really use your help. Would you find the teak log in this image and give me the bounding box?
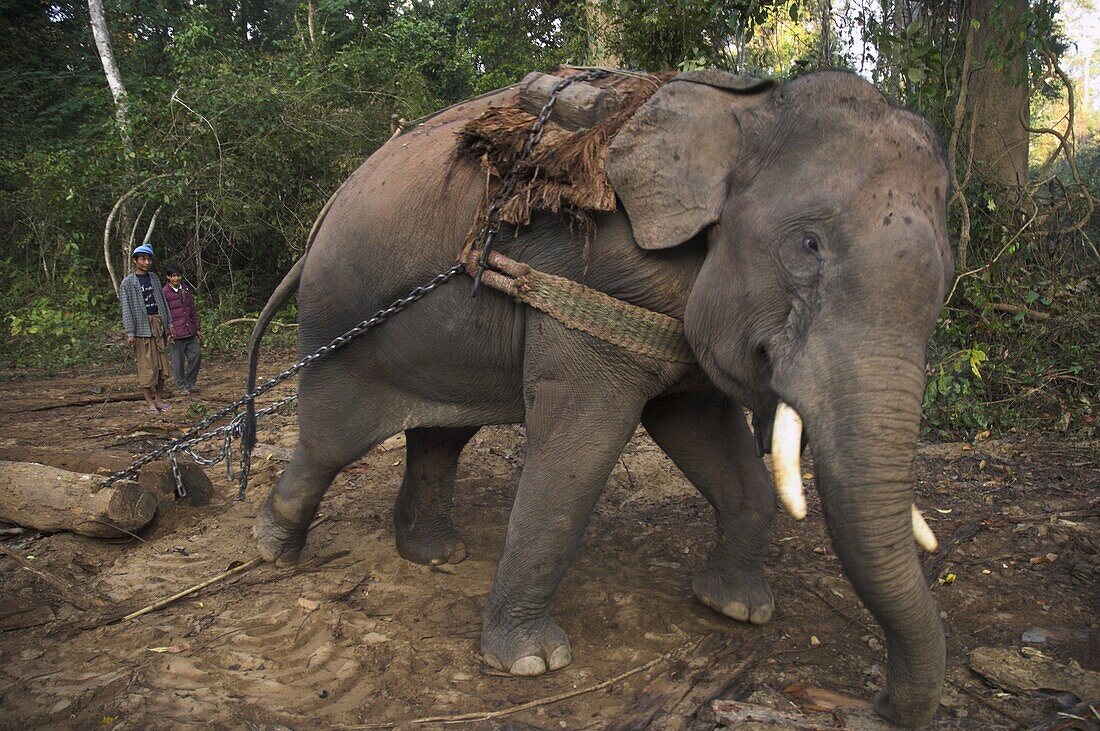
[0,460,157,538]
[518,72,620,131]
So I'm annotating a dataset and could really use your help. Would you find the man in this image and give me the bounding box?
[120,243,174,413]
[162,263,203,395]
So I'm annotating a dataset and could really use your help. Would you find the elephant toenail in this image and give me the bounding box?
[723,601,749,622]
[750,605,773,624]
[509,656,547,676]
[481,654,504,671]
[449,543,467,564]
[547,645,571,670]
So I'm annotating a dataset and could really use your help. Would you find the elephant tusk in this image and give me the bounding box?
[912,505,938,552]
[770,402,807,520]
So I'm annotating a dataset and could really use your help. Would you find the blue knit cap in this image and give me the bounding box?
[132,243,154,258]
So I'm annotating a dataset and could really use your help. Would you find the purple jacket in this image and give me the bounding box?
[162,283,201,339]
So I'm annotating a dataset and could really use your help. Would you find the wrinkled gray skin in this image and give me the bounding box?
[247,70,954,727]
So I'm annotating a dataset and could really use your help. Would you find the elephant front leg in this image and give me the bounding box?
[642,392,776,625]
[481,379,644,676]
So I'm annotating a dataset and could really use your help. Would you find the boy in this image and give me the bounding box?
[120,243,174,413]
[162,263,203,395]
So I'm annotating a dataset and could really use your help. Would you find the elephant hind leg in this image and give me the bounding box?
[254,440,352,565]
[393,426,479,565]
[642,391,776,625]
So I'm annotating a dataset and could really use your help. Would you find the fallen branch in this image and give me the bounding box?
[988,303,1051,320]
[121,557,263,622]
[16,394,147,413]
[0,545,96,611]
[343,647,682,729]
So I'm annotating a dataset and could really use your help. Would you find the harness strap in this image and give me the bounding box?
[464,250,695,364]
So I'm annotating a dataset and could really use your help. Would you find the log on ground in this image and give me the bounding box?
[0,460,157,537]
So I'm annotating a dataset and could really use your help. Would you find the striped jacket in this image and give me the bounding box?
[120,272,173,338]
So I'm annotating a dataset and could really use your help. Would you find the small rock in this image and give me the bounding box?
[362,632,390,644]
[379,434,406,451]
[1021,628,1048,644]
[297,597,321,612]
[810,635,821,647]
[451,672,473,682]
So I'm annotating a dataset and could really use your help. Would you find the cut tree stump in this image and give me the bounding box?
[0,460,157,537]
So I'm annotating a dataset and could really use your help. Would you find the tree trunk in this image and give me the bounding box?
[965,0,1030,192]
[307,1,317,48]
[89,0,138,294]
[87,0,132,151]
[586,0,618,67]
[0,460,157,538]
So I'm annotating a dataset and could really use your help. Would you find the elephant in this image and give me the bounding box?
[245,69,955,728]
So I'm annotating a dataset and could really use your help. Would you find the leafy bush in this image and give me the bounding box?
[923,178,1098,439]
[2,258,120,370]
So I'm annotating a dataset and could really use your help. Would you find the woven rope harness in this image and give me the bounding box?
[463,250,695,364]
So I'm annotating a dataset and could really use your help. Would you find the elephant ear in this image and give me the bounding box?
[606,70,774,250]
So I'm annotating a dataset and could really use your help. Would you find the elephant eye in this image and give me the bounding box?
[802,233,821,254]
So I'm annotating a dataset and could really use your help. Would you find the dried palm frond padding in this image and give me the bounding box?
[458,69,672,256]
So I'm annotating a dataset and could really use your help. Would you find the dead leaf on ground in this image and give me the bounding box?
[784,683,874,711]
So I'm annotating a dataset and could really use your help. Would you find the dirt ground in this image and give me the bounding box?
[0,354,1096,730]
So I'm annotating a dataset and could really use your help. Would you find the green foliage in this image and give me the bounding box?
[923,173,1098,439]
[1,254,119,370]
[603,0,798,72]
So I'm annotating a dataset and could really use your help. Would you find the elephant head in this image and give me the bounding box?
[607,70,954,727]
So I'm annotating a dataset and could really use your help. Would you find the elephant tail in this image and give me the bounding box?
[242,185,342,458]
[242,253,306,456]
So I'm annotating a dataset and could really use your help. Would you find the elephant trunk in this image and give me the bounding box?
[779,353,944,727]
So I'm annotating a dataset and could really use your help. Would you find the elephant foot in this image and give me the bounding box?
[874,687,940,728]
[394,517,467,566]
[692,563,774,625]
[480,612,572,676]
[253,497,309,566]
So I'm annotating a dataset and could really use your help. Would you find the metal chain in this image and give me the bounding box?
[99,265,465,491]
[471,69,608,295]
